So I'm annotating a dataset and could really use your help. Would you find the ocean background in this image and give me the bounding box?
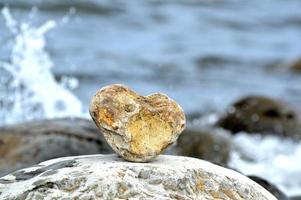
[1,0,301,197]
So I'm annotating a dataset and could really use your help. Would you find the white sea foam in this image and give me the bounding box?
[0,8,83,125]
[229,133,301,197]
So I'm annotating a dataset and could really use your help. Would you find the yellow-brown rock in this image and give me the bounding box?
[89,84,186,162]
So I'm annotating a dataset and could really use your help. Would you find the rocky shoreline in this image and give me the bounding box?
[1,94,301,199]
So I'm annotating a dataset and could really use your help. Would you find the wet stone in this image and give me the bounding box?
[217,95,301,139]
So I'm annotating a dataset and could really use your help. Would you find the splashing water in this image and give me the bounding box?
[0,8,83,125]
[229,133,301,197]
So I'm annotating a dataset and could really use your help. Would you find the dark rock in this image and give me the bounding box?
[290,196,301,200]
[217,95,301,139]
[0,118,113,177]
[289,58,301,72]
[248,176,288,200]
[195,55,239,68]
[11,160,77,181]
[169,127,231,166]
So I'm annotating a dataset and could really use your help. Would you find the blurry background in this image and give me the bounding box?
[1,0,301,198]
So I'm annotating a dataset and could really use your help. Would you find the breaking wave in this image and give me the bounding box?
[230,133,301,197]
[0,8,83,125]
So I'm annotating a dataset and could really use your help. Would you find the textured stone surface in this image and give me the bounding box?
[0,154,276,200]
[217,95,301,139]
[0,118,113,177]
[89,84,185,162]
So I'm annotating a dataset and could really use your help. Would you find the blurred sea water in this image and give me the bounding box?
[1,0,301,117]
[1,0,301,197]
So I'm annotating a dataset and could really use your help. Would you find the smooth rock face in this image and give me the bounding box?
[89,84,186,162]
[0,118,113,177]
[0,154,276,200]
[217,95,301,139]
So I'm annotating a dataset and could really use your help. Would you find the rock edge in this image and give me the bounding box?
[0,154,276,200]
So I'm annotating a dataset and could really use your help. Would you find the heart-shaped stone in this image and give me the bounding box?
[89,84,186,162]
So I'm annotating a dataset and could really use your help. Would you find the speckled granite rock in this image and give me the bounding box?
[0,154,276,200]
[89,84,185,162]
[0,118,113,177]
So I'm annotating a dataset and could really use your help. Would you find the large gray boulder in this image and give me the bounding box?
[0,118,113,176]
[0,154,276,200]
